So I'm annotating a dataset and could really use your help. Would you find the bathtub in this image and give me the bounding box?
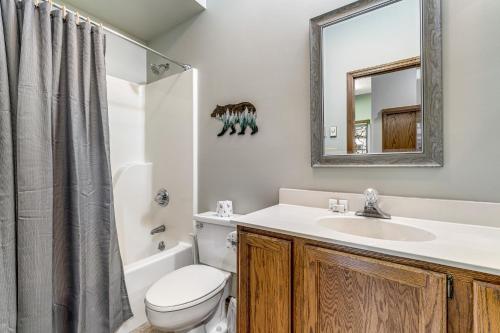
[118,242,194,332]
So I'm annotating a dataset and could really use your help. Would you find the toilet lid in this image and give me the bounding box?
[145,264,229,312]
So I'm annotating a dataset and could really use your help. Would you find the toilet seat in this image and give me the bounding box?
[145,264,229,312]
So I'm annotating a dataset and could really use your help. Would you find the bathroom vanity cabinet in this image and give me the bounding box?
[237,227,500,333]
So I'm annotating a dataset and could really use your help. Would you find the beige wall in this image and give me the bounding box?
[150,0,500,214]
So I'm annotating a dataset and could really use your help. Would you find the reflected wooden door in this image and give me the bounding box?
[382,105,420,152]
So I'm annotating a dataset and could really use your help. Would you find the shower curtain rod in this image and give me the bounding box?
[45,1,192,71]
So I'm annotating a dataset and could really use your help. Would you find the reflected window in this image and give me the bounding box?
[354,120,369,154]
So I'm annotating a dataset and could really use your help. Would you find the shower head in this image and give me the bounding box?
[150,63,170,75]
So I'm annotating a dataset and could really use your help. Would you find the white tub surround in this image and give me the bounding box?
[109,70,198,265]
[114,162,158,265]
[231,189,500,276]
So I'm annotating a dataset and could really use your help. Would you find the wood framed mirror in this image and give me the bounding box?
[310,0,443,167]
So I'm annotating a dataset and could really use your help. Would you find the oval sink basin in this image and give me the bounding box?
[317,216,436,242]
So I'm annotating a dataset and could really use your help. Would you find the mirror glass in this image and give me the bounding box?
[322,0,421,155]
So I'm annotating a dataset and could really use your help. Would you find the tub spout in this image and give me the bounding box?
[151,224,166,235]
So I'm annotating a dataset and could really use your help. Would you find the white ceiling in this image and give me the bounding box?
[61,0,206,42]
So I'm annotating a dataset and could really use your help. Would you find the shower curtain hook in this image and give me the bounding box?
[76,11,80,25]
[62,5,66,19]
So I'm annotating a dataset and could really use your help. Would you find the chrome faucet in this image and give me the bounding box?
[151,224,166,235]
[355,188,391,219]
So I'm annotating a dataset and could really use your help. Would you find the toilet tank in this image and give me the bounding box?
[194,212,240,273]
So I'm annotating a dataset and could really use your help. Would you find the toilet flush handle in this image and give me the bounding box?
[226,231,238,250]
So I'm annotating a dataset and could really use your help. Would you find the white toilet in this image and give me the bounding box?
[145,212,237,332]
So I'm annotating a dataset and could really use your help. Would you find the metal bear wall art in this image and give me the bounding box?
[211,102,258,136]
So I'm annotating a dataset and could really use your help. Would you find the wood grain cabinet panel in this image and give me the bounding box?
[473,281,500,333]
[302,245,446,333]
[238,231,292,333]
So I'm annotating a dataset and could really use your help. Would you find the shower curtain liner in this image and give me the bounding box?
[0,0,132,331]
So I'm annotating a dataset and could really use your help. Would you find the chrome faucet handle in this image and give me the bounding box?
[155,188,169,207]
[356,188,391,219]
[364,188,379,206]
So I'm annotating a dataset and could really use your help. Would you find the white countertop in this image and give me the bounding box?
[231,204,500,276]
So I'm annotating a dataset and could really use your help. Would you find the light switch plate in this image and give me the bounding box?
[329,126,337,138]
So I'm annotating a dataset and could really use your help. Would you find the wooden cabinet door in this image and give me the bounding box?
[473,281,500,333]
[302,245,446,333]
[238,231,292,333]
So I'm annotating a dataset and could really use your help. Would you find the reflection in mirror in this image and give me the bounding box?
[348,58,422,154]
[322,0,421,156]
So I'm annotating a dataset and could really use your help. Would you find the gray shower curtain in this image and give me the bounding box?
[0,0,132,332]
